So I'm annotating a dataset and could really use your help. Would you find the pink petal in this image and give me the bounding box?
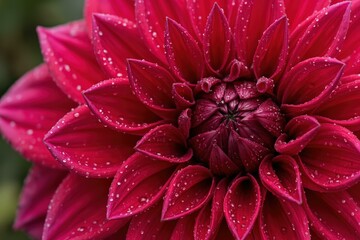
[0,64,76,168]
[288,2,351,67]
[37,21,103,103]
[284,0,330,31]
[84,78,166,135]
[14,165,67,239]
[42,175,127,240]
[165,18,204,83]
[259,191,310,239]
[170,214,196,240]
[178,108,192,139]
[85,0,135,33]
[234,0,285,67]
[253,16,288,80]
[162,165,215,220]
[135,124,192,163]
[107,153,177,219]
[275,115,320,155]
[194,179,228,240]
[304,188,360,239]
[191,99,218,128]
[172,83,195,110]
[259,155,302,204]
[298,123,360,191]
[224,174,261,240]
[209,144,240,176]
[189,130,217,162]
[92,14,156,78]
[127,59,179,119]
[127,202,177,239]
[203,3,233,73]
[278,57,344,117]
[44,105,139,178]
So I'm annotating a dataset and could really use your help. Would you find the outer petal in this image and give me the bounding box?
[299,123,360,191]
[37,21,103,103]
[278,57,344,117]
[224,174,261,240]
[44,105,139,178]
[0,64,76,168]
[14,165,67,239]
[127,59,178,119]
[253,16,288,80]
[92,14,156,78]
[107,153,177,219]
[259,155,302,204]
[42,175,127,240]
[304,189,360,239]
[170,214,196,240]
[84,78,166,135]
[287,2,351,68]
[162,165,215,220]
[260,191,310,239]
[135,124,193,163]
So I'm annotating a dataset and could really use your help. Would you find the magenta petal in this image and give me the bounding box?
[194,178,228,240]
[37,21,103,103]
[178,108,192,139]
[127,59,179,120]
[191,99,218,128]
[278,57,344,117]
[84,78,166,135]
[203,3,233,73]
[209,144,240,176]
[14,165,66,239]
[288,2,351,67]
[135,124,193,163]
[165,18,204,83]
[253,16,288,80]
[224,174,261,240]
[299,123,360,191]
[107,153,177,219]
[42,175,127,240]
[0,64,76,168]
[172,83,195,110]
[275,115,320,155]
[259,155,302,204]
[170,214,196,240]
[162,165,215,220]
[92,14,156,78]
[260,191,310,239]
[44,105,139,178]
[304,189,360,239]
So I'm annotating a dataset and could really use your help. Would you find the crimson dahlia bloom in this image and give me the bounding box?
[1,0,360,239]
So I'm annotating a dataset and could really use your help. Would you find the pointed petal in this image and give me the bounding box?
[288,2,351,67]
[170,214,196,240]
[191,99,218,128]
[299,123,360,191]
[107,153,177,219]
[260,191,310,239]
[162,165,215,220]
[224,174,261,240]
[259,155,302,204]
[253,16,288,80]
[284,0,330,31]
[136,124,192,163]
[44,105,139,178]
[278,57,344,117]
[92,14,156,78]
[275,115,320,155]
[0,64,76,168]
[190,130,217,163]
[165,18,204,83]
[194,179,228,240]
[178,108,192,139]
[304,188,360,239]
[84,78,166,135]
[127,202,176,239]
[234,0,285,67]
[127,59,179,119]
[37,21,103,103]
[203,3,233,73]
[14,165,66,239]
[42,175,127,240]
[85,0,135,34]
[209,144,240,176]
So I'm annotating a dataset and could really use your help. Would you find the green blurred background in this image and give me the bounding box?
[0,0,83,239]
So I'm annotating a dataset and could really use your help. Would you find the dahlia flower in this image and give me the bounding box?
[1,0,360,239]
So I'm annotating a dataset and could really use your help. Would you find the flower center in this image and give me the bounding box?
[190,77,285,176]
